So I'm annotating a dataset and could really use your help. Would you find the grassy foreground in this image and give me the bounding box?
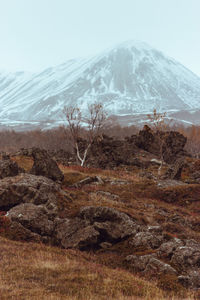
[0,236,198,300]
[0,156,199,299]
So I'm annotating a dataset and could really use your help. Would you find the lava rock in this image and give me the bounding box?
[30,148,64,182]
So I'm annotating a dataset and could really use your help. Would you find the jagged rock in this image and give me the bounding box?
[79,206,133,225]
[126,254,177,275]
[135,125,157,154]
[162,131,187,164]
[30,148,64,182]
[125,254,154,271]
[93,220,137,241]
[89,135,134,169]
[134,126,187,164]
[178,270,200,289]
[54,218,99,249]
[171,243,200,271]
[7,203,54,236]
[79,206,139,241]
[76,134,138,169]
[0,173,60,210]
[158,238,184,258]
[143,257,177,276]
[0,158,23,179]
[129,231,164,249]
[53,207,139,249]
[8,221,42,242]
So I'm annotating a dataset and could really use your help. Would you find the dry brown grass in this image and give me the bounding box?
[11,155,33,172]
[0,236,178,300]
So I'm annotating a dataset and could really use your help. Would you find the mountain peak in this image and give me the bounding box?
[114,39,154,51]
[0,40,200,129]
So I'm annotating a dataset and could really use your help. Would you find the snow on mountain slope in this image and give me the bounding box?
[0,40,200,123]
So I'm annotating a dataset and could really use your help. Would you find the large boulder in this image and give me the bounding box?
[79,206,135,224]
[78,135,138,169]
[171,243,200,271]
[8,221,42,243]
[125,254,177,275]
[158,238,184,258]
[143,257,177,276]
[79,206,139,242]
[0,173,60,210]
[7,203,55,236]
[134,125,157,154]
[178,270,200,289]
[53,206,139,249]
[129,231,164,250]
[162,131,187,163]
[30,148,64,182]
[54,218,99,249]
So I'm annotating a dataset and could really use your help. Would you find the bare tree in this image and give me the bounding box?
[63,103,107,166]
[147,109,168,176]
[147,109,166,131]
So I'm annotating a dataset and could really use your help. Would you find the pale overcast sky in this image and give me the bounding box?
[0,0,199,75]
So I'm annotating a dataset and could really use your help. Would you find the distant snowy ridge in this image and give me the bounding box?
[0,40,200,125]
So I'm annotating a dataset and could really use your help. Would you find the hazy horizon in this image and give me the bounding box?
[0,0,200,76]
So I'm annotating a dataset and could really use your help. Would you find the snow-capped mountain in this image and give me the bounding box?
[0,40,200,128]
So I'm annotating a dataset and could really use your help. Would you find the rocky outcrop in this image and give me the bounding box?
[0,173,60,210]
[162,131,187,163]
[76,135,138,169]
[134,126,187,164]
[134,125,157,154]
[7,204,139,250]
[125,236,200,288]
[30,148,64,182]
[2,194,200,289]
[55,206,139,249]
[171,240,200,271]
[158,238,184,258]
[54,218,99,249]
[126,254,177,276]
[8,203,55,236]
[178,270,200,289]
[0,158,23,179]
[79,206,139,240]
[129,231,164,250]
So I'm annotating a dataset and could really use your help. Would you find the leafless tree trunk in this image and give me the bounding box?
[63,103,107,166]
[147,109,168,177]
